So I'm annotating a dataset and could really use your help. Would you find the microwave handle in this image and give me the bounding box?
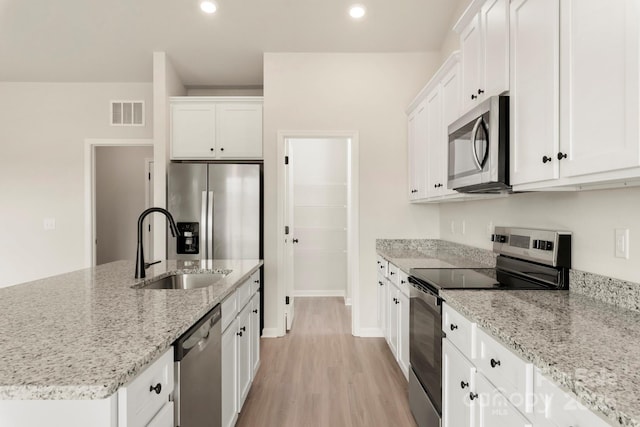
[471,117,484,171]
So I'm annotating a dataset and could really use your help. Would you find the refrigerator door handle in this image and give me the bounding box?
[207,190,214,258]
[201,191,208,260]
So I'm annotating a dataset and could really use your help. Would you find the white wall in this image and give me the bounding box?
[440,0,474,61]
[152,52,186,259]
[440,188,640,283]
[263,53,442,334]
[0,82,152,288]
[95,146,153,264]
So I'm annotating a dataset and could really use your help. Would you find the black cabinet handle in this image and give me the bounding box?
[471,94,477,100]
[292,238,299,243]
[557,152,567,160]
[220,147,224,151]
[390,271,395,276]
[395,300,400,305]
[237,331,243,337]
[379,281,384,286]
[210,148,214,152]
[380,265,385,269]
[149,383,162,394]
[253,309,258,314]
[542,155,552,163]
[450,324,458,331]
[240,326,246,332]
[254,280,259,283]
[401,279,406,284]
[469,392,478,400]
[478,89,485,95]
[460,381,469,389]
[490,358,501,368]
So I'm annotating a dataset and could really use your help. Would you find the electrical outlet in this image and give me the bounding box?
[615,228,629,259]
[43,218,56,231]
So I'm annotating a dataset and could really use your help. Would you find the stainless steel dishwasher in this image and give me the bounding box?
[174,305,221,427]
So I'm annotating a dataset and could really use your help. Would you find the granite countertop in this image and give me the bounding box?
[0,259,262,401]
[441,290,640,427]
[376,241,496,272]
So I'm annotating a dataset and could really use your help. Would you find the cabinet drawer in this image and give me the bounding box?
[398,270,411,297]
[236,279,252,311]
[250,270,260,295]
[388,263,400,285]
[476,327,533,413]
[443,303,476,358]
[118,348,174,427]
[535,371,613,427]
[221,291,237,332]
[376,256,388,277]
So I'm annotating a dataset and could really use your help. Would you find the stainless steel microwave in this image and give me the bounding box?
[447,96,510,193]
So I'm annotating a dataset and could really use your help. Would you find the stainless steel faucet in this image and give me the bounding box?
[135,207,181,279]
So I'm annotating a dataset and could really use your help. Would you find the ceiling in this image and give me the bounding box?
[0,0,461,86]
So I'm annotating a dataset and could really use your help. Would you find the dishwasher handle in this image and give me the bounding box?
[174,305,221,361]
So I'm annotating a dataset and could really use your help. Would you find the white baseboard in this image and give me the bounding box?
[293,290,346,297]
[261,328,282,338]
[354,327,384,338]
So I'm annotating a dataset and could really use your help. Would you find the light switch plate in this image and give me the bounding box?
[615,228,629,259]
[44,218,56,231]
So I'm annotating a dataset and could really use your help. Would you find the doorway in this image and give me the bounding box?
[84,139,153,267]
[278,131,359,336]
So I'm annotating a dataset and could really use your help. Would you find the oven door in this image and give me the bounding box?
[409,278,443,416]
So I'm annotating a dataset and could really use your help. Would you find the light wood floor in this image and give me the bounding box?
[236,297,417,427]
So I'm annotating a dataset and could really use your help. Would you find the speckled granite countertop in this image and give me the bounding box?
[376,239,496,272]
[0,259,262,400]
[441,290,640,427]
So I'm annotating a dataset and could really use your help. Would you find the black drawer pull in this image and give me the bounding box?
[490,358,501,368]
[237,331,243,337]
[253,309,258,314]
[149,383,162,394]
[460,381,469,389]
[240,326,246,332]
[469,392,478,400]
[450,324,458,331]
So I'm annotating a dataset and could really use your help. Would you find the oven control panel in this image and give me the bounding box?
[492,227,571,268]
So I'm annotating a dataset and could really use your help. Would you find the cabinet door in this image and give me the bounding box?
[443,339,476,427]
[171,103,217,159]
[440,63,461,197]
[461,14,483,112]
[559,0,640,178]
[397,290,410,379]
[475,374,533,427]
[217,103,263,158]
[146,402,174,427]
[408,100,428,200]
[510,0,560,186]
[387,284,399,358]
[426,86,444,198]
[250,292,261,378]
[377,274,386,332]
[221,319,238,427]
[481,0,509,98]
[237,304,252,410]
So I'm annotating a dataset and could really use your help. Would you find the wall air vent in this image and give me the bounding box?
[110,101,145,126]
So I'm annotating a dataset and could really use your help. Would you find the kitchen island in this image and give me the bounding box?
[0,259,261,404]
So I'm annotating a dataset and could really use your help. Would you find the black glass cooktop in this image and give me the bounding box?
[409,268,550,291]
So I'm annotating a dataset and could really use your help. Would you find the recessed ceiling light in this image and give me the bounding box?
[200,1,217,14]
[349,4,366,19]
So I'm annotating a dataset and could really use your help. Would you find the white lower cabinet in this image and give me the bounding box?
[222,317,239,427]
[378,260,410,380]
[146,401,174,427]
[221,269,262,427]
[251,292,261,378]
[442,303,614,427]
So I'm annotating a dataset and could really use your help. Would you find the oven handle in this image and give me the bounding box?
[408,276,441,310]
[471,117,485,171]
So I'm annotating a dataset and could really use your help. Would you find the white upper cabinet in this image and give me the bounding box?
[216,102,263,158]
[171,102,217,159]
[559,0,640,178]
[408,100,429,200]
[457,0,509,113]
[426,86,444,198]
[510,0,640,190]
[439,63,462,198]
[509,0,560,186]
[170,97,263,160]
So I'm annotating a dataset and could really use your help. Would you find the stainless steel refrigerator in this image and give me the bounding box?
[167,162,262,261]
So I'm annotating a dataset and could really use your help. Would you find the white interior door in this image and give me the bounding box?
[144,159,154,261]
[284,146,295,331]
[288,138,348,300]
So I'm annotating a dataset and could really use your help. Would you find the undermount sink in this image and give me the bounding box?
[138,272,230,290]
